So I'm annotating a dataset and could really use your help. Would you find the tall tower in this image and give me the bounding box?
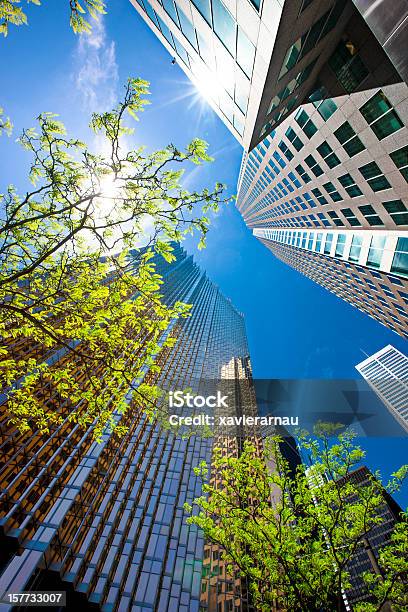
[0,245,259,611]
[236,83,408,338]
[127,0,407,150]
[356,345,408,433]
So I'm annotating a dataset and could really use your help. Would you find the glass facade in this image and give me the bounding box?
[0,245,259,611]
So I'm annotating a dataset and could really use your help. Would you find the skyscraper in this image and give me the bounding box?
[128,0,408,150]
[356,345,408,433]
[236,82,408,338]
[337,466,403,611]
[0,245,258,611]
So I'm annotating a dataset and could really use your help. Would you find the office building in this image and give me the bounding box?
[338,466,403,610]
[0,245,259,611]
[128,0,408,150]
[237,82,408,338]
[356,344,408,433]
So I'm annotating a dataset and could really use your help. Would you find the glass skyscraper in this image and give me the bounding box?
[0,244,258,611]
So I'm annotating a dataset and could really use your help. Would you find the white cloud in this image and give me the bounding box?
[73,17,118,113]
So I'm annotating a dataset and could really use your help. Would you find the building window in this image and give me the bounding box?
[358,161,391,192]
[295,109,317,138]
[349,234,363,262]
[367,235,386,269]
[327,211,345,226]
[304,154,323,177]
[328,39,369,93]
[237,27,255,78]
[334,121,365,157]
[323,181,343,202]
[382,200,408,226]
[315,232,323,252]
[311,187,328,205]
[278,1,344,79]
[278,140,294,161]
[335,234,346,257]
[212,0,236,56]
[389,146,408,183]
[177,6,198,50]
[337,173,363,198]
[341,208,361,226]
[162,0,180,26]
[192,0,212,24]
[285,126,304,151]
[313,96,338,120]
[316,140,341,168]
[360,91,403,140]
[324,233,333,255]
[358,204,384,226]
[391,238,408,277]
[295,164,311,183]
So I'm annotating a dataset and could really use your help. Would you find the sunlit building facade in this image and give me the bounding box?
[128,0,408,151]
[356,344,408,433]
[0,245,259,611]
[237,82,408,338]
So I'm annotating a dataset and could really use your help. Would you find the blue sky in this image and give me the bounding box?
[1,0,407,503]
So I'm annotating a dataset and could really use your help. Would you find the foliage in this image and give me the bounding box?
[0,0,105,36]
[185,425,408,612]
[0,78,225,440]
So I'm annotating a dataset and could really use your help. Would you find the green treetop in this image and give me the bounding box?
[0,78,226,440]
[186,425,408,611]
[0,0,105,35]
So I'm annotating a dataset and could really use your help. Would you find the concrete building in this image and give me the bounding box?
[237,82,408,338]
[356,344,408,433]
[0,245,260,611]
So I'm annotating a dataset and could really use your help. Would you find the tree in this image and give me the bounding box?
[0,77,225,440]
[185,426,408,611]
[0,0,105,35]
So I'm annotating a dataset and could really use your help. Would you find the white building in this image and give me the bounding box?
[356,345,408,433]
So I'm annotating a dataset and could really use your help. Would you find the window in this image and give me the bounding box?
[191,0,211,24]
[390,146,408,183]
[335,234,346,257]
[278,2,343,79]
[324,233,333,255]
[337,173,363,198]
[360,91,403,140]
[341,208,361,226]
[295,109,317,138]
[237,28,255,78]
[177,7,200,50]
[313,96,337,120]
[334,121,365,157]
[289,171,301,188]
[162,0,180,25]
[311,187,328,205]
[382,200,408,226]
[323,181,343,202]
[278,140,294,161]
[305,154,323,177]
[212,0,236,55]
[285,127,304,151]
[316,140,341,168]
[358,204,384,226]
[328,211,345,227]
[358,161,391,192]
[391,238,408,277]
[328,39,369,93]
[273,150,286,169]
[349,235,362,262]
[367,235,386,269]
[315,233,323,252]
[295,164,311,183]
